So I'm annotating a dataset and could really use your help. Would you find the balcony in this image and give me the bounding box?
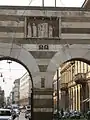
[74,73,86,84]
[60,83,68,91]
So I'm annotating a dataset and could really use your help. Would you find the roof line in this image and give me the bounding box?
[0,6,86,11]
[82,0,88,8]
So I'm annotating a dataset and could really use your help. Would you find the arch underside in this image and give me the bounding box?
[47,44,90,79]
[0,43,90,87]
[0,43,39,88]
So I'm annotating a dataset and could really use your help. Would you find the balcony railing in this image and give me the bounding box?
[60,83,68,91]
[74,73,86,84]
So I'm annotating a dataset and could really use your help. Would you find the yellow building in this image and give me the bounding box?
[53,68,61,110]
[60,61,90,112]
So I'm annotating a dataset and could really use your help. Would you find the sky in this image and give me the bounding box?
[0,0,85,97]
[0,0,85,7]
[0,60,27,97]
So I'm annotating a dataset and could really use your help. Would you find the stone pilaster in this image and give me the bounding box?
[33,88,53,120]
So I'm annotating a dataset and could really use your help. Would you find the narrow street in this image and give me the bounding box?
[15,113,25,120]
[15,113,88,120]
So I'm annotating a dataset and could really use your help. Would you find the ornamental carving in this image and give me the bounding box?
[27,17,59,38]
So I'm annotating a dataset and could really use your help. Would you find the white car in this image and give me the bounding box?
[0,108,13,120]
[25,109,31,120]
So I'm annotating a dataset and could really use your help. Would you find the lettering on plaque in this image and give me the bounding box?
[39,44,43,50]
[38,44,49,50]
[44,44,49,50]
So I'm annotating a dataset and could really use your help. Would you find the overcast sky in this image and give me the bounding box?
[0,0,85,7]
[0,0,85,97]
[0,61,27,97]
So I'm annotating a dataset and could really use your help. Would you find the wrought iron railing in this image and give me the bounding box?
[74,73,86,84]
[60,83,68,91]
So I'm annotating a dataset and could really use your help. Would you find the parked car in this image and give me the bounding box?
[11,105,20,117]
[26,105,31,110]
[11,109,17,119]
[53,110,61,119]
[25,109,31,120]
[62,112,70,119]
[0,108,16,120]
[86,111,90,120]
[13,108,20,116]
[70,111,80,119]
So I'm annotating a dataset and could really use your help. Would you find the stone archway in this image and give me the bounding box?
[47,44,90,78]
[47,44,90,116]
[0,43,39,120]
[0,43,39,86]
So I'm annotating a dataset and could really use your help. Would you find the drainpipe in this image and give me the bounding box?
[57,69,59,119]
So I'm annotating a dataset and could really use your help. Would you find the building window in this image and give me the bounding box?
[77,61,78,74]
[87,64,88,72]
[80,61,81,73]
[41,78,45,88]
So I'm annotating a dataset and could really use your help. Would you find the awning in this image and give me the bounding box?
[82,98,89,102]
[87,98,90,102]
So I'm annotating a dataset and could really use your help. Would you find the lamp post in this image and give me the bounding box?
[7,60,12,64]
[0,73,5,83]
[0,73,3,78]
[7,60,12,72]
[57,69,59,119]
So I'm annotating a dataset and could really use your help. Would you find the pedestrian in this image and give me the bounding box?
[61,108,64,117]
[87,110,90,120]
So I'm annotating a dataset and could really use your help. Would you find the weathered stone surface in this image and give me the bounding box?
[29,51,56,59]
[38,65,48,72]
[33,88,53,120]
[82,0,90,9]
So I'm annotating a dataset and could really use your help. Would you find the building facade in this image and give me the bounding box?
[82,0,90,8]
[19,72,31,106]
[56,61,90,112]
[1,6,90,120]
[0,87,5,107]
[9,91,14,104]
[53,68,61,110]
[13,79,20,105]
[6,97,10,105]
